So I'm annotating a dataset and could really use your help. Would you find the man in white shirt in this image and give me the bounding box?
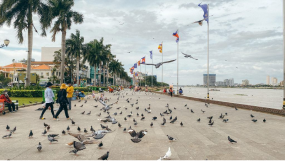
[39,82,55,120]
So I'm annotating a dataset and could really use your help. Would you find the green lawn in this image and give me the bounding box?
[10,97,43,106]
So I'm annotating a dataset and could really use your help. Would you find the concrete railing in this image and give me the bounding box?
[154,91,285,116]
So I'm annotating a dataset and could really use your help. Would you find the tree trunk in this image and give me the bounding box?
[98,63,101,86]
[60,28,67,84]
[26,6,33,87]
[76,56,80,85]
[94,64,97,86]
[106,63,109,86]
[113,74,115,86]
[103,65,106,87]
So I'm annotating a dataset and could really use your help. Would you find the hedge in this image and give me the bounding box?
[0,89,42,97]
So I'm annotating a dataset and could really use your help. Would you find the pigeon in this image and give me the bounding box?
[98,151,109,160]
[114,112,117,116]
[87,111,91,115]
[223,119,229,123]
[170,116,177,123]
[124,117,127,121]
[101,124,107,129]
[160,113,164,117]
[150,122,153,127]
[201,110,205,113]
[90,126,95,132]
[208,121,214,126]
[134,122,138,126]
[136,107,139,110]
[250,114,254,118]
[225,113,227,116]
[128,129,147,143]
[118,123,122,128]
[162,147,172,159]
[80,105,83,107]
[94,105,98,108]
[98,141,103,149]
[207,116,213,119]
[6,125,10,131]
[205,103,208,107]
[123,128,126,132]
[119,111,122,115]
[44,123,49,127]
[62,130,66,135]
[67,126,70,131]
[11,126,16,133]
[152,117,157,121]
[42,129,47,135]
[29,130,33,138]
[84,128,88,133]
[191,109,194,113]
[252,119,257,122]
[47,125,50,131]
[170,116,172,120]
[228,136,237,143]
[197,118,200,122]
[48,135,58,143]
[74,104,76,107]
[48,134,59,138]
[2,111,6,115]
[167,135,176,141]
[141,116,145,121]
[2,132,12,139]
[263,118,266,123]
[180,122,183,126]
[71,119,76,125]
[235,107,238,110]
[77,126,81,132]
[72,141,86,155]
[174,107,176,110]
[184,104,187,107]
[37,142,42,151]
[97,113,101,116]
[81,111,85,115]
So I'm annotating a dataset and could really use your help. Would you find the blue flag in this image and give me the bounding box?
[150,51,152,59]
[134,63,137,68]
[198,3,208,22]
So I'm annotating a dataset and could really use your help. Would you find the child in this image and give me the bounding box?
[78,91,85,100]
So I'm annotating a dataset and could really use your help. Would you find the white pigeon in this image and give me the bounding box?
[157,157,162,160]
[162,147,171,159]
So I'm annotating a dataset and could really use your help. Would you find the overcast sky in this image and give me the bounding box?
[0,0,283,85]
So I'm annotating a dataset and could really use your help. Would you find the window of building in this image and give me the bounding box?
[46,72,49,76]
[41,72,43,76]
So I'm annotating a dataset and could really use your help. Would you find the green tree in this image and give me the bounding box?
[0,0,47,86]
[40,0,83,84]
[66,30,84,85]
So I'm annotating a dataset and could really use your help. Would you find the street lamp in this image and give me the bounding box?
[0,39,10,48]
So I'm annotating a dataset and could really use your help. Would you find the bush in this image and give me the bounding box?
[0,89,43,97]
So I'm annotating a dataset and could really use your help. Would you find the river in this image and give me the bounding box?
[171,87,283,110]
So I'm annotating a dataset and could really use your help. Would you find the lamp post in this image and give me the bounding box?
[0,39,10,48]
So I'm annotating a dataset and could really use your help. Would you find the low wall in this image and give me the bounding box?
[154,92,285,116]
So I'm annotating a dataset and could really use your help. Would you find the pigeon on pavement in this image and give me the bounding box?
[37,142,42,151]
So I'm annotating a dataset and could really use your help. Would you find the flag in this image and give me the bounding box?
[158,44,162,53]
[135,72,138,76]
[150,51,153,59]
[141,57,145,64]
[173,30,179,43]
[138,60,140,66]
[198,3,209,22]
[134,63,137,68]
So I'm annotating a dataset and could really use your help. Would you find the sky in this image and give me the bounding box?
[0,0,283,85]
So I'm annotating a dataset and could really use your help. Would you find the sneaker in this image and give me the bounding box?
[39,117,45,120]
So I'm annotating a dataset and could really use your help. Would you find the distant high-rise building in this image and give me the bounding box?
[242,79,249,86]
[272,77,278,86]
[266,76,270,85]
[203,74,216,86]
[229,78,234,86]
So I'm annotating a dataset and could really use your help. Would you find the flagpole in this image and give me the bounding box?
[207,4,210,100]
[177,29,179,95]
[162,41,163,87]
[140,64,141,87]
[145,55,146,87]
[152,53,153,87]
[283,0,285,109]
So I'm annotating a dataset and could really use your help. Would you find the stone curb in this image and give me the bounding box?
[154,91,285,117]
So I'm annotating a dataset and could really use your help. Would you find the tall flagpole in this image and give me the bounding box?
[177,29,179,95]
[283,0,285,109]
[207,5,210,100]
[152,53,153,87]
[162,41,163,87]
[145,56,146,86]
[140,64,141,86]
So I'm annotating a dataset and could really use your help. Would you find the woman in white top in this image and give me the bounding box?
[39,82,55,120]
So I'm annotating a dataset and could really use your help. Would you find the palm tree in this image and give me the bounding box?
[40,0,83,84]
[83,39,100,86]
[66,30,84,85]
[0,0,46,86]
[109,59,121,86]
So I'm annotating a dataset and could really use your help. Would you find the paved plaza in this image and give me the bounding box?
[1,90,285,160]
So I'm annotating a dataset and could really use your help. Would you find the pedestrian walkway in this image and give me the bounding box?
[0,90,285,160]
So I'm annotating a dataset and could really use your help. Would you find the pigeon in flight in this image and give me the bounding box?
[143,59,176,69]
[181,52,198,60]
[128,129,147,143]
[228,136,237,143]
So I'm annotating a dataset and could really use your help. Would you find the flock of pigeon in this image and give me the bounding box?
[2,89,267,160]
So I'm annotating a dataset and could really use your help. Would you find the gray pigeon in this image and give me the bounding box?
[37,142,42,151]
[48,135,58,143]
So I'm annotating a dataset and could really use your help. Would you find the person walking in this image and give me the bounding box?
[169,87,173,97]
[39,82,55,120]
[54,83,70,120]
[66,82,74,110]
